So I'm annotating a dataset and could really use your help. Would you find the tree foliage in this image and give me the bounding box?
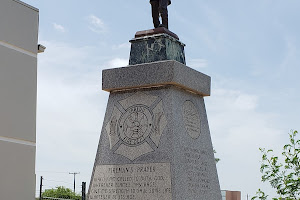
[42,186,81,200]
[252,189,268,200]
[214,149,220,163]
[252,130,300,200]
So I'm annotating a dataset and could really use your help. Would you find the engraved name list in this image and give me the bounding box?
[89,163,172,200]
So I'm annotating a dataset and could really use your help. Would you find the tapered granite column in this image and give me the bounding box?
[88,28,222,200]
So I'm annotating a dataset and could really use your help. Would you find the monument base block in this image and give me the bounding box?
[88,61,222,200]
[129,28,186,66]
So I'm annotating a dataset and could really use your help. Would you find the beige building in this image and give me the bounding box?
[0,0,42,199]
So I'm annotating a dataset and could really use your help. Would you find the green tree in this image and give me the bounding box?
[42,186,81,200]
[252,189,268,200]
[252,130,300,200]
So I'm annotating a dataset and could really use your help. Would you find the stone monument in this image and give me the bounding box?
[87,27,222,200]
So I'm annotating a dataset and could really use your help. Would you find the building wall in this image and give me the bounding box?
[226,191,242,200]
[222,190,242,200]
[222,190,227,200]
[0,0,39,199]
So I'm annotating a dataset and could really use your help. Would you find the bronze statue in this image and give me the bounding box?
[150,0,171,29]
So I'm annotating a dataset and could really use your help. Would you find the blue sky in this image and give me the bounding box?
[24,0,300,198]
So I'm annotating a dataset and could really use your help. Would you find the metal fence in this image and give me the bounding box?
[40,190,86,200]
[38,176,86,200]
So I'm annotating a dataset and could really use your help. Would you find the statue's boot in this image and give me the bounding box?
[151,1,160,28]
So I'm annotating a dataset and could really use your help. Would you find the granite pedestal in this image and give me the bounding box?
[88,31,221,200]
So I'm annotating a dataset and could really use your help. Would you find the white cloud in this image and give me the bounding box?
[279,35,298,72]
[112,43,131,50]
[36,40,132,193]
[212,89,258,111]
[187,58,208,69]
[53,23,66,33]
[87,15,106,34]
[206,86,284,198]
[107,58,128,68]
[36,40,107,193]
[234,94,258,111]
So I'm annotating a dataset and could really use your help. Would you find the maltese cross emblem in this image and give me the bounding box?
[106,92,167,161]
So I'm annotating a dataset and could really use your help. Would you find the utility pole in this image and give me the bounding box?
[39,176,43,200]
[82,182,86,200]
[69,172,80,193]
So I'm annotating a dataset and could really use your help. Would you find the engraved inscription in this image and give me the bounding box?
[110,116,117,136]
[89,163,172,200]
[151,101,167,147]
[184,146,211,195]
[153,112,163,135]
[183,101,201,139]
[106,107,122,149]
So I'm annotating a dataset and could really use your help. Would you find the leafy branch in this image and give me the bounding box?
[253,130,300,200]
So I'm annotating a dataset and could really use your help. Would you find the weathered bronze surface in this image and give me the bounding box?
[135,27,179,40]
[150,0,171,29]
[129,33,186,65]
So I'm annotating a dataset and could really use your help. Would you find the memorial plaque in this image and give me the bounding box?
[184,146,211,195]
[89,163,172,200]
[183,101,201,139]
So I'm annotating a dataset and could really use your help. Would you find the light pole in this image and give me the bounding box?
[69,172,80,193]
[39,176,43,200]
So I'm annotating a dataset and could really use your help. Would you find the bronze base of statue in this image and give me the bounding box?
[129,28,185,65]
[135,27,179,40]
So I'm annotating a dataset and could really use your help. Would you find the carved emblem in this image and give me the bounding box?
[106,92,167,161]
[183,100,201,139]
[119,105,153,146]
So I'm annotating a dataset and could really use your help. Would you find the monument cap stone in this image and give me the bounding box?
[102,60,211,96]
